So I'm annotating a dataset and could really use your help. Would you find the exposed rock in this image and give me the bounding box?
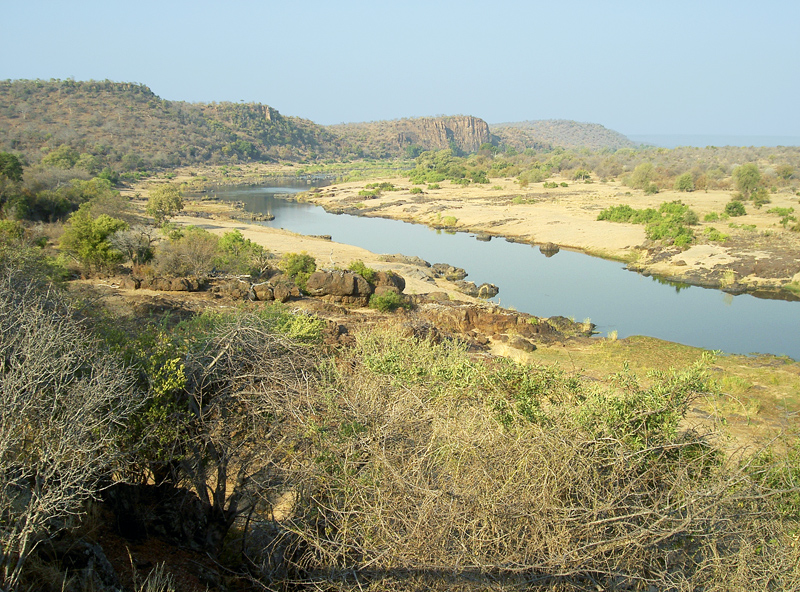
[306,270,374,298]
[374,270,406,293]
[475,233,492,242]
[252,283,274,301]
[454,281,499,299]
[431,263,468,281]
[271,281,301,303]
[539,242,560,257]
[477,283,500,298]
[509,336,537,352]
[138,277,201,292]
[39,539,121,591]
[380,253,431,267]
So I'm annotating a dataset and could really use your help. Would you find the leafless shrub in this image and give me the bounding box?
[0,269,138,589]
[153,311,319,553]
[271,328,800,591]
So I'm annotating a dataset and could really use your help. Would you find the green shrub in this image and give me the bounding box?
[59,203,128,272]
[153,226,219,277]
[348,260,377,283]
[409,187,423,194]
[369,290,411,312]
[703,227,729,242]
[704,212,719,222]
[767,207,796,228]
[358,189,380,198]
[724,200,747,217]
[279,251,316,291]
[674,172,695,192]
[427,183,441,190]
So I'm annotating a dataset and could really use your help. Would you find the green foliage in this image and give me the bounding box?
[597,204,660,224]
[153,225,219,277]
[426,183,440,190]
[573,169,591,181]
[0,152,23,181]
[674,172,694,192]
[368,290,411,312]
[364,182,397,191]
[703,227,729,242]
[768,207,796,228]
[627,162,654,189]
[704,212,720,222]
[409,186,423,194]
[348,260,377,283]
[599,201,698,247]
[574,362,715,450]
[724,200,747,217]
[279,251,316,290]
[357,189,380,198]
[146,183,184,226]
[41,144,80,169]
[215,228,270,276]
[733,163,762,198]
[59,203,128,271]
[543,181,559,189]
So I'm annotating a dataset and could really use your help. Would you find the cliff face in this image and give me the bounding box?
[329,115,491,157]
[395,116,491,153]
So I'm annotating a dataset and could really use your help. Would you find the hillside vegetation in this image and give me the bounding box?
[0,79,642,174]
[491,119,639,151]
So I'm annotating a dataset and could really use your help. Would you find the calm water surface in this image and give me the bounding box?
[207,183,800,360]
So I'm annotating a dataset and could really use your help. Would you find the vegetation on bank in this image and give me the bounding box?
[1,235,799,590]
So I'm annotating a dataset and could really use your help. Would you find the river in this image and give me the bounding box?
[205,181,800,360]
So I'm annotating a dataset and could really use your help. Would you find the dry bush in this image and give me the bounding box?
[0,264,138,589]
[267,327,800,591]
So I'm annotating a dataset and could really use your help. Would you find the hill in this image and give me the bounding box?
[491,119,638,151]
[0,79,638,174]
[0,79,337,170]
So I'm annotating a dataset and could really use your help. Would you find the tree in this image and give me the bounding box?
[674,172,694,192]
[146,183,184,226]
[733,163,761,198]
[41,145,80,169]
[627,162,654,189]
[0,152,23,182]
[110,224,159,266]
[60,203,128,271]
[0,265,137,588]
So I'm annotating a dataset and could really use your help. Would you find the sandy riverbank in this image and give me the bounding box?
[299,175,800,295]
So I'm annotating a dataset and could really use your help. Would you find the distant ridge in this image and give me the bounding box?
[491,119,638,151]
[0,79,641,172]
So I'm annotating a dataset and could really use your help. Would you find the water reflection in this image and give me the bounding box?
[208,183,800,360]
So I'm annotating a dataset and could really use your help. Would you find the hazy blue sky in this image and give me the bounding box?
[3,0,798,137]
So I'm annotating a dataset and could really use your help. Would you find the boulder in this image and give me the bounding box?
[431,263,468,281]
[477,283,499,298]
[252,283,274,301]
[271,281,301,303]
[539,242,560,257]
[305,270,374,298]
[374,271,406,293]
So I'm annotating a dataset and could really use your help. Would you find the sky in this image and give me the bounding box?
[3,0,799,138]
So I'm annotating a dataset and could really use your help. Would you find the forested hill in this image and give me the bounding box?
[0,79,339,169]
[491,119,638,151]
[0,79,638,173]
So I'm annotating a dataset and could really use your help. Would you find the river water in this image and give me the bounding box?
[206,182,800,360]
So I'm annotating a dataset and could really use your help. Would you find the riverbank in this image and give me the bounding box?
[297,176,800,297]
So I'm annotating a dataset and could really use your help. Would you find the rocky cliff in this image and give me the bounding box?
[329,115,491,157]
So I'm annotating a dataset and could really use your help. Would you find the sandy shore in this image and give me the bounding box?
[170,213,480,302]
[299,176,800,294]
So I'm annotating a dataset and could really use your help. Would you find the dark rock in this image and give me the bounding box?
[509,336,537,352]
[120,277,141,289]
[477,283,499,298]
[374,285,400,297]
[374,270,406,292]
[252,283,274,301]
[381,253,431,267]
[431,263,468,281]
[539,242,560,257]
[305,270,374,298]
[40,539,121,591]
[475,233,492,242]
[271,281,301,303]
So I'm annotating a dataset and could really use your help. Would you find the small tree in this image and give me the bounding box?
[279,251,316,291]
[146,184,184,226]
[674,172,694,192]
[60,203,128,272]
[733,163,761,199]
